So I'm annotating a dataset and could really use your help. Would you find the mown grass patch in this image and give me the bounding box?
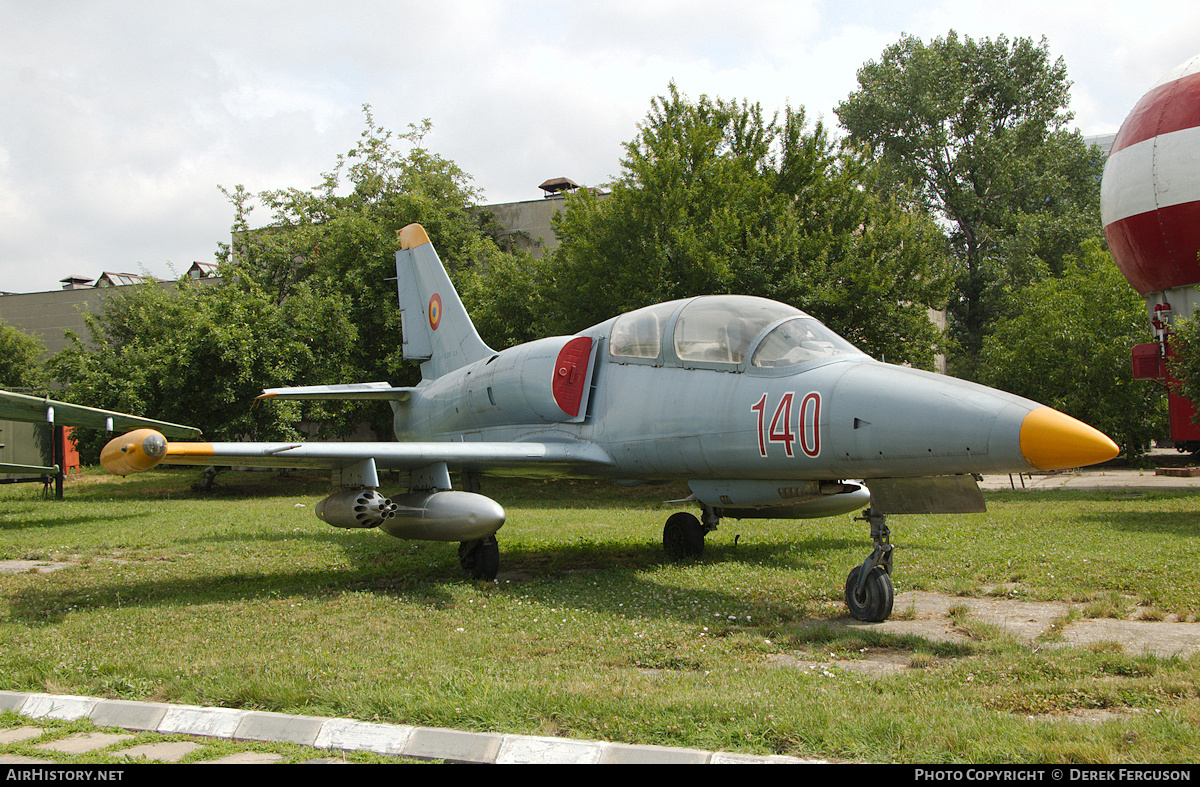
[2,468,1199,762]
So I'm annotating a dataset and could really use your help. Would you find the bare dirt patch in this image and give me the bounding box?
[0,557,130,575]
[0,559,73,575]
[772,590,1200,677]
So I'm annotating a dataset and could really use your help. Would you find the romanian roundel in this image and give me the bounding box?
[428,293,442,331]
[1102,54,1200,295]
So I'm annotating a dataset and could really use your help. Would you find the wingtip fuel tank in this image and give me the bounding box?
[99,428,169,477]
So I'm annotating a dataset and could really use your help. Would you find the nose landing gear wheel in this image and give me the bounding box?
[844,564,894,622]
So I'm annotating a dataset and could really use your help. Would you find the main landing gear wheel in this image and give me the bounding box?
[663,512,705,561]
[844,564,894,622]
[459,535,499,581]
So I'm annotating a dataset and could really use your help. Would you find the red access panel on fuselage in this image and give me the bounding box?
[552,337,593,418]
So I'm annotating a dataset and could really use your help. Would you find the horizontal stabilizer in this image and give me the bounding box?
[258,383,416,402]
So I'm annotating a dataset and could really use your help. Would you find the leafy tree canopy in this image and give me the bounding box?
[224,107,513,390]
[0,320,47,390]
[1165,317,1200,436]
[837,31,1106,376]
[511,83,953,368]
[977,239,1164,457]
[49,277,358,457]
[52,107,516,446]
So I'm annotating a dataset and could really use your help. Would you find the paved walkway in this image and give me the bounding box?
[0,690,814,764]
[979,456,1200,492]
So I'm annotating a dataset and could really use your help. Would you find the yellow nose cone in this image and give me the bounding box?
[1019,407,1120,471]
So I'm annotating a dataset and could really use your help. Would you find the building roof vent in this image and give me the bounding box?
[539,177,580,198]
[60,275,93,290]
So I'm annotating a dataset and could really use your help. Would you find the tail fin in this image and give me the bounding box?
[395,224,494,380]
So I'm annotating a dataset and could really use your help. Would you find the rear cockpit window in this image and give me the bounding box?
[750,317,865,368]
[609,302,678,360]
[673,296,801,365]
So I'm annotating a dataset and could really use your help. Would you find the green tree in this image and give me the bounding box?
[49,277,358,460]
[0,320,47,389]
[1165,317,1200,434]
[219,107,521,432]
[51,109,520,452]
[226,108,513,374]
[529,84,952,367]
[976,240,1164,457]
[836,31,1106,376]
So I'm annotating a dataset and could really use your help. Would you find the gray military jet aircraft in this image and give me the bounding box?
[102,223,1119,621]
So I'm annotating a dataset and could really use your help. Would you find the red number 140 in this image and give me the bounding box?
[752,392,820,458]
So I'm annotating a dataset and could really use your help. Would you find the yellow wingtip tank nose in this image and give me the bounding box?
[100,428,169,476]
[1019,407,1120,471]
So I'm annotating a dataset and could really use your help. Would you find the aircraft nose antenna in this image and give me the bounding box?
[1019,407,1120,471]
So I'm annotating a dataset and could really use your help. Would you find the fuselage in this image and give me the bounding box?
[392,295,1097,484]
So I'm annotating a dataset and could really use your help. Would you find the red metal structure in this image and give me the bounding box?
[1102,54,1200,450]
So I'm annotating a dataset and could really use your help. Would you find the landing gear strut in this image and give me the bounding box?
[845,506,895,622]
[457,471,499,581]
[459,535,499,581]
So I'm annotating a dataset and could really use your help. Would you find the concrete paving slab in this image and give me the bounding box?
[599,742,712,764]
[0,755,55,764]
[20,693,99,721]
[116,741,203,762]
[36,732,134,754]
[0,560,71,575]
[90,699,170,731]
[1056,619,1200,658]
[403,726,503,763]
[234,710,324,747]
[0,691,29,712]
[157,705,245,738]
[979,464,1200,492]
[313,718,414,756]
[711,752,824,763]
[202,751,286,764]
[496,734,606,764]
[0,727,44,745]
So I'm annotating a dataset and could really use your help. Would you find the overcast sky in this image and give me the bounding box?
[1,0,1197,294]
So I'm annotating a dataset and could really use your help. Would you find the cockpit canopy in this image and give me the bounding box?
[608,295,865,369]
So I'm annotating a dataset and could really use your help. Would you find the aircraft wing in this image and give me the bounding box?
[0,390,201,439]
[102,430,616,477]
[0,461,58,475]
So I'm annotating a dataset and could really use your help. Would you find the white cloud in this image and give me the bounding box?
[0,0,1197,292]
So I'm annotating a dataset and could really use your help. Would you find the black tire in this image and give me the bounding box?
[663,512,705,561]
[459,536,500,581]
[844,564,894,622]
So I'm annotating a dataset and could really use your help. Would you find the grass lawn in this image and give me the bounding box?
[2,467,1198,763]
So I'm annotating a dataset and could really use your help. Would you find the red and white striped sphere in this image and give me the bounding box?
[1102,54,1200,296]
